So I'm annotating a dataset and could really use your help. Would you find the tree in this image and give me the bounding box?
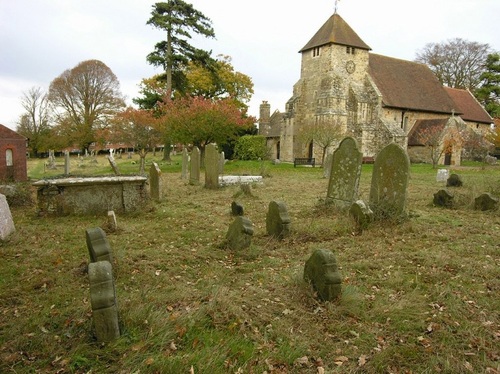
[415,38,492,91]
[16,87,52,157]
[48,60,125,152]
[111,107,161,174]
[461,128,495,163]
[234,135,268,160]
[146,1,215,96]
[297,118,344,164]
[475,53,500,118]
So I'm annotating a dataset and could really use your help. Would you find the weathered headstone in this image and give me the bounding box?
[231,201,244,216]
[205,144,219,189]
[436,169,449,182]
[446,173,463,187]
[47,150,56,169]
[322,152,333,179]
[474,193,499,211]
[64,151,70,176]
[189,146,201,185]
[349,200,374,231]
[433,189,454,208]
[181,148,189,179]
[304,249,342,301]
[326,137,363,209]
[88,261,120,342]
[266,200,291,239]
[107,210,118,232]
[107,155,120,175]
[369,143,410,219]
[0,194,15,240]
[86,227,113,263]
[226,216,254,250]
[149,162,162,201]
[219,151,225,174]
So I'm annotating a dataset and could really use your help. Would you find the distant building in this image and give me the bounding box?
[259,12,493,165]
[0,124,28,182]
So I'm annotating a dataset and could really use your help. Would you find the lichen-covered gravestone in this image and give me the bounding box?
[86,227,113,263]
[226,216,254,250]
[88,261,120,342]
[149,162,162,201]
[369,143,410,219]
[326,137,363,209]
[266,200,291,239]
[474,193,499,211]
[304,249,342,301]
[433,189,454,208]
[181,148,189,179]
[0,193,15,240]
[205,144,219,189]
[322,152,333,179]
[189,146,201,185]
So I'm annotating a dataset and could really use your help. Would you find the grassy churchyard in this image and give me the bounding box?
[1,153,499,373]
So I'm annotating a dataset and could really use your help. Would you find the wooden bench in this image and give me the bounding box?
[294,158,315,167]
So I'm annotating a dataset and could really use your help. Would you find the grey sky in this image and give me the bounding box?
[1,0,499,130]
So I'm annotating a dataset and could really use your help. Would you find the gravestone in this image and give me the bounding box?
[86,227,113,263]
[88,261,120,342]
[47,150,56,169]
[226,216,254,250]
[322,152,333,178]
[474,193,499,211]
[219,151,225,174]
[107,155,120,175]
[149,162,162,201]
[446,173,463,187]
[189,146,201,185]
[326,137,363,209]
[0,194,15,240]
[107,210,118,232]
[181,148,189,179]
[205,144,219,189]
[349,200,374,231]
[369,143,410,219]
[64,151,70,176]
[436,169,449,182]
[231,201,244,216]
[433,189,454,208]
[304,249,342,301]
[266,200,291,239]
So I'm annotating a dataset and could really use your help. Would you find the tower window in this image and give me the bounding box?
[313,47,321,57]
[346,46,355,55]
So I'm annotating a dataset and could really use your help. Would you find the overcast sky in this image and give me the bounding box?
[1,0,499,130]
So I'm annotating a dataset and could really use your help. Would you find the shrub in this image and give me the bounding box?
[234,135,268,160]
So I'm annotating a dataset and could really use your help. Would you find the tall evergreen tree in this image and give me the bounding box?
[475,53,500,118]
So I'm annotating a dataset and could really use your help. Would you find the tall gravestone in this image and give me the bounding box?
[219,151,225,174]
[205,144,219,189]
[107,155,120,175]
[88,261,120,342]
[64,151,70,176]
[86,227,113,263]
[149,162,162,201]
[181,148,189,179]
[189,146,201,185]
[266,200,291,239]
[0,194,15,240]
[323,152,333,179]
[326,137,363,209]
[369,143,410,219]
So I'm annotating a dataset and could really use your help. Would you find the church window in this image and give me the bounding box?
[346,46,355,55]
[6,149,13,166]
[313,47,321,57]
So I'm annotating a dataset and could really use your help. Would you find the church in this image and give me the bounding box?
[258,12,493,165]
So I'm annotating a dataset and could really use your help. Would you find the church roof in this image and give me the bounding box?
[444,87,493,124]
[407,119,448,146]
[300,13,371,52]
[368,54,457,114]
[0,124,25,140]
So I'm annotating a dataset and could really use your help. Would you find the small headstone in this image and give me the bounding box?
[86,227,113,263]
[219,151,225,174]
[266,200,291,239]
[326,137,363,209]
[107,210,117,232]
[149,162,162,201]
[0,194,15,240]
[205,144,219,189]
[181,148,189,179]
[369,143,410,219]
[474,193,499,211]
[304,249,342,301]
[226,216,254,250]
[433,189,454,208]
[107,155,121,175]
[64,151,70,176]
[47,150,56,169]
[322,152,333,178]
[189,146,201,185]
[231,201,244,216]
[88,261,120,342]
[436,169,449,182]
[349,200,374,231]
[446,173,463,187]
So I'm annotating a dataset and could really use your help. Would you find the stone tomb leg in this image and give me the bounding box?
[86,227,113,263]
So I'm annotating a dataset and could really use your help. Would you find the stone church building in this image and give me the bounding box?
[259,12,493,165]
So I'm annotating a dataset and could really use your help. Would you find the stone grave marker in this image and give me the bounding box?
[205,144,219,189]
[304,249,342,301]
[149,162,162,201]
[86,227,113,263]
[326,137,363,209]
[47,150,56,169]
[322,152,333,179]
[0,194,15,240]
[189,146,201,185]
[88,260,120,342]
[474,193,499,211]
[226,216,254,250]
[349,200,374,231]
[369,143,410,219]
[107,210,118,232]
[266,200,291,239]
[436,169,449,182]
[181,148,189,179]
[433,189,454,208]
[107,155,121,175]
[446,173,463,187]
[231,201,244,216]
[64,150,70,176]
[219,151,225,174]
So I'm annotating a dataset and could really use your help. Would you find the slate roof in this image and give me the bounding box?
[0,124,25,140]
[407,119,448,146]
[368,54,458,114]
[300,13,371,52]
[444,87,493,124]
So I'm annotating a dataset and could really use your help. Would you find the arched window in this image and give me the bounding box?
[6,149,13,166]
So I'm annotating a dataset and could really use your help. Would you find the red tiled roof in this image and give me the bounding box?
[407,119,448,146]
[444,87,493,124]
[0,124,26,140]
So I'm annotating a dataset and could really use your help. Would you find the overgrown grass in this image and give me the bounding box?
[0,155,499,373]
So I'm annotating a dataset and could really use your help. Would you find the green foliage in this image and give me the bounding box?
[233,135,268,160]
[475,53,500,117]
